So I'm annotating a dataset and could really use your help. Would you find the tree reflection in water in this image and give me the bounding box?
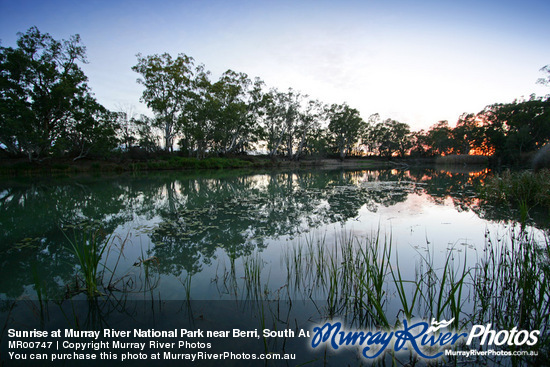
[0,168,545,301]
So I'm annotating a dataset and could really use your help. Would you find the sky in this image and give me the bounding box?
[1,0,549,131]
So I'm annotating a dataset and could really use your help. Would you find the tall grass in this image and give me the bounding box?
[284,231,472,330]
[473,227,550,360]
[480,169,550,210]
[64,228,111,298]
[282,226,550,363]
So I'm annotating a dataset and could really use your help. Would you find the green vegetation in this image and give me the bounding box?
[284,232,470,329]
[283,228,549,362]
[0,27,118,162]
[473,228,550,363]
[130,156,255,171]
[0,156,263,175]
[480,169,550,210]
[2,27,548,167]
[63,228,111,297]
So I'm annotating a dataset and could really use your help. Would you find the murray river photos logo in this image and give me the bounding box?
[310,318,540,360]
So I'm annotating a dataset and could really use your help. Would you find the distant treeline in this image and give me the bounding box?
[1,27,549,165]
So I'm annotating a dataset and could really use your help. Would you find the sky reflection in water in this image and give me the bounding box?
[0,168,545,302]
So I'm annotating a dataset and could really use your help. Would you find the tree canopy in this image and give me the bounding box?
[2,27,548,166]
[0,27,117,160]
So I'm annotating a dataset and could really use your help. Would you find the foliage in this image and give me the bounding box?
[2,28,548,164]
[537,64,550,86]
[208,70,261,156]
[368,118,412,157]
[427,121,454,155]
[473,228,550,362]
[327,103,365,160]
[64,228,111,297]
[132,53,196,152]
[413,96,550,164]
[54,101,119,160]
[0,27,114,161]
[480,170,550,209]
[480,96,550,164]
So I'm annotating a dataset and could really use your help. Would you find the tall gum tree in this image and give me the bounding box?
[328,103,365,160]
[0,27,95,160]
[293,99,326,160]
[209,70,257,155]
[132,53,195,152]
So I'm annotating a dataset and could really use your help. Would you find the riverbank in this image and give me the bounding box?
[0,155,414,176]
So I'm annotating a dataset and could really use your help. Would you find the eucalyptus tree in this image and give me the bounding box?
[362,113,381,155]
[293,99,326,160]
[180,63,213,157]
[0,27,100,160]
[134,115,161,153]
[476,96,550,163]
[365,117,412,157]
[425,120,454,156]
[56,96,119,160]
[452,113,485,154]
[327,103,365,160]
[282,89,303,159]
[132,52,196,152]
[115,104,139,151]
[262,89,287,157]
[209,70,262,155]
[260,88,305,158]
[381,119,411,157]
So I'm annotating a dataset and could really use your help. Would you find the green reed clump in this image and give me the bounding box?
[285,230,472,330]
[480,169,550,209]
[473,227,550,359]
[64,228,111,298]
[243,252,267,301]
[283,227,549,364]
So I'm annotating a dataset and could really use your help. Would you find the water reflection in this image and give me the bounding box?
[0,167,543,301]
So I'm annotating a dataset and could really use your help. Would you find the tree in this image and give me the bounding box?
[132,53,195,152]
[208,70,260,155]
[0,27,96,160]
[134,115,161,153]
[479,96,550,163]
[293,99,326,160]
[361,113,380,156]
[409,129,430,157]
[115,104,139,152]
[180,63,213,157]
[327,103,365,160]
[425,121,454,156]
[257,88,301,158]
[537,65,550,86]
[55,97,119,160]
[261,89,288,158]
[371,119,411,157]
[452,113,486,155]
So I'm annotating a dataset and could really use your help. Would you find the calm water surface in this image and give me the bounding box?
[0,167,545,302]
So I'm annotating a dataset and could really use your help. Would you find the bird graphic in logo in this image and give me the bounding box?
[426,318,455,333]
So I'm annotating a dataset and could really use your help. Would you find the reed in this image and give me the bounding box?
[473,227,550,360]
[480,169,550,210]
[64,228,111,298]
[286,230,475,331]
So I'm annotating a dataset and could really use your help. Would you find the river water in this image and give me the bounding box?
[1,167,544,302]
[2,167,549,366]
